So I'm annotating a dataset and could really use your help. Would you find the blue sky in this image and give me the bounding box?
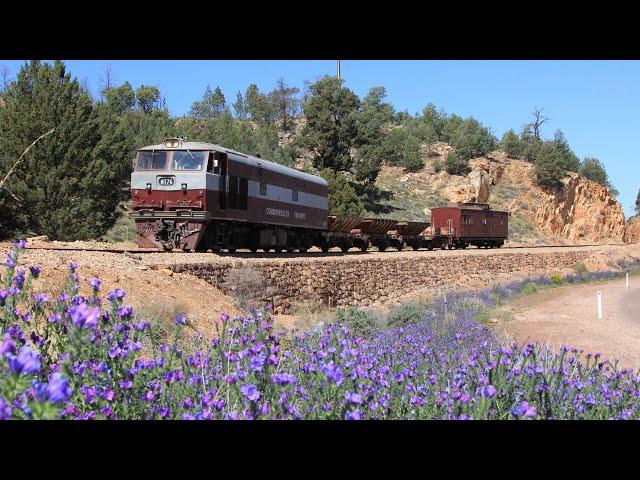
[1,60,638,218]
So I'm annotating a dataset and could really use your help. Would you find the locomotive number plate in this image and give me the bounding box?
[157,176,175,186]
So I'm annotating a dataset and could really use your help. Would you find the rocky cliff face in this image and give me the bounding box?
[625,216,640,243]
[532,173,626,243]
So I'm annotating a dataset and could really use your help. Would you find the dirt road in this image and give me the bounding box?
[496,276,640,369]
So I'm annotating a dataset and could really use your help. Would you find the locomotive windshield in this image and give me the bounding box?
[137,151,168,170]
[171,150,206,171]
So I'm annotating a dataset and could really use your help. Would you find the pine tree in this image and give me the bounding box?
[0,60,130,240]
[245,84,272,124]
[297,76,360,172]
[635,189,640,216]
[189,85,228,120]
[579,157,608,186]
[500,129,522,157]
[269,78,299,132]
[552,129,580,173]
[534,142,565,189]
[232,91,246,119]
[135,85,161,113]
[319,168,364,217]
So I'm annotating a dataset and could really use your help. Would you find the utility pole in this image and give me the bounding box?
[337,60,341,80]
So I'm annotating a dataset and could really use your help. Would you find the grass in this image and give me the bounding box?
[103,207,135,244]
[134,299,192,353]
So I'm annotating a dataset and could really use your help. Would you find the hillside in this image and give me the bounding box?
[287,133,628,245]
[370,143,626,245]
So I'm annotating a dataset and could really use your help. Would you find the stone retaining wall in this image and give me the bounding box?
[168,250,596,314]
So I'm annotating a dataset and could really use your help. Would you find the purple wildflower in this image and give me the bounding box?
[68,303,100,329]
[512,401,537,418]
[7,346,41,375]
[240,384,261,402]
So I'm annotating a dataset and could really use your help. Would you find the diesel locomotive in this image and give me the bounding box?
[130,138,508,252]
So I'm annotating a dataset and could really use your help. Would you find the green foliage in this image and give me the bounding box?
[636,189,640,216]
[333,307,381,337]
[135,85,161,113]
[550,274,563,285]
[102,82,136,114]
[534,142,566,189]
[319,168,364,217]
[552,130,580,173]
[579,157,608,186]
[387,301,427,327]
[386,127,423,172]
[297,76,360,172]
[189,85,228,120]
[520,283,538,295]
[0,60,130,240]
[572,263,588,274]
[520,126,542,162]
[245,84,273,124]
[500,129,522,157]
[450,117,497,160]
[444,150,470,175]
[268,78,299,132]
[232,91,246,119]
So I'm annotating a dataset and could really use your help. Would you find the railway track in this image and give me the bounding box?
[13,242,628,257]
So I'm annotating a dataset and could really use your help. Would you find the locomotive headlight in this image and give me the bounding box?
[163,137,180,148]
[146,183,152,191]
[181,183,187,192]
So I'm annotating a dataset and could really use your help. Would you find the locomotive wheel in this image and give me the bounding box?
[321,245,330,253]
[395,243,404,251]
[227,248,236,253]
[412,245,419,251]
[360,244,368,252]
[212,248,221,253]
[286,247,294,253]
[378,245,387,252]
[299,248,308,253]
[250,247,258,253]
[274,248,283,254]
[341,245,350,253]
[263,247,271,253]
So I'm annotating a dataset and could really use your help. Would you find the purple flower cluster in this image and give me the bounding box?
[2,244,640,420]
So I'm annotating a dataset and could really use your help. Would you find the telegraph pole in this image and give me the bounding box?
[337,60,341,80]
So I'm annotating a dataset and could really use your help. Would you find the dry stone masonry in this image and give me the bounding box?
[167,249,602,314]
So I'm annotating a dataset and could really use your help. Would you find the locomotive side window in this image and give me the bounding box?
[292,188,298,202]
[212,152,223,175]
[137,151,167,170]
[260,182,267,196]
[171,151,206,170]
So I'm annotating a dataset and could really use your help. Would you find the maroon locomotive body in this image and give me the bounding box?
[430,202,508,249]
[131,138,328,252]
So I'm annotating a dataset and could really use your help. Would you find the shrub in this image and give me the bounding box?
[332,307,381,337]
[444,150,471,175]
[520,283,538,295]
[573,263,588,275]
[387,301,428,327]
[221,264,275,311]
[550,274,563,285]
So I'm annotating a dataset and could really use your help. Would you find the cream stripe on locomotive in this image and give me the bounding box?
[131,171,328,210]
